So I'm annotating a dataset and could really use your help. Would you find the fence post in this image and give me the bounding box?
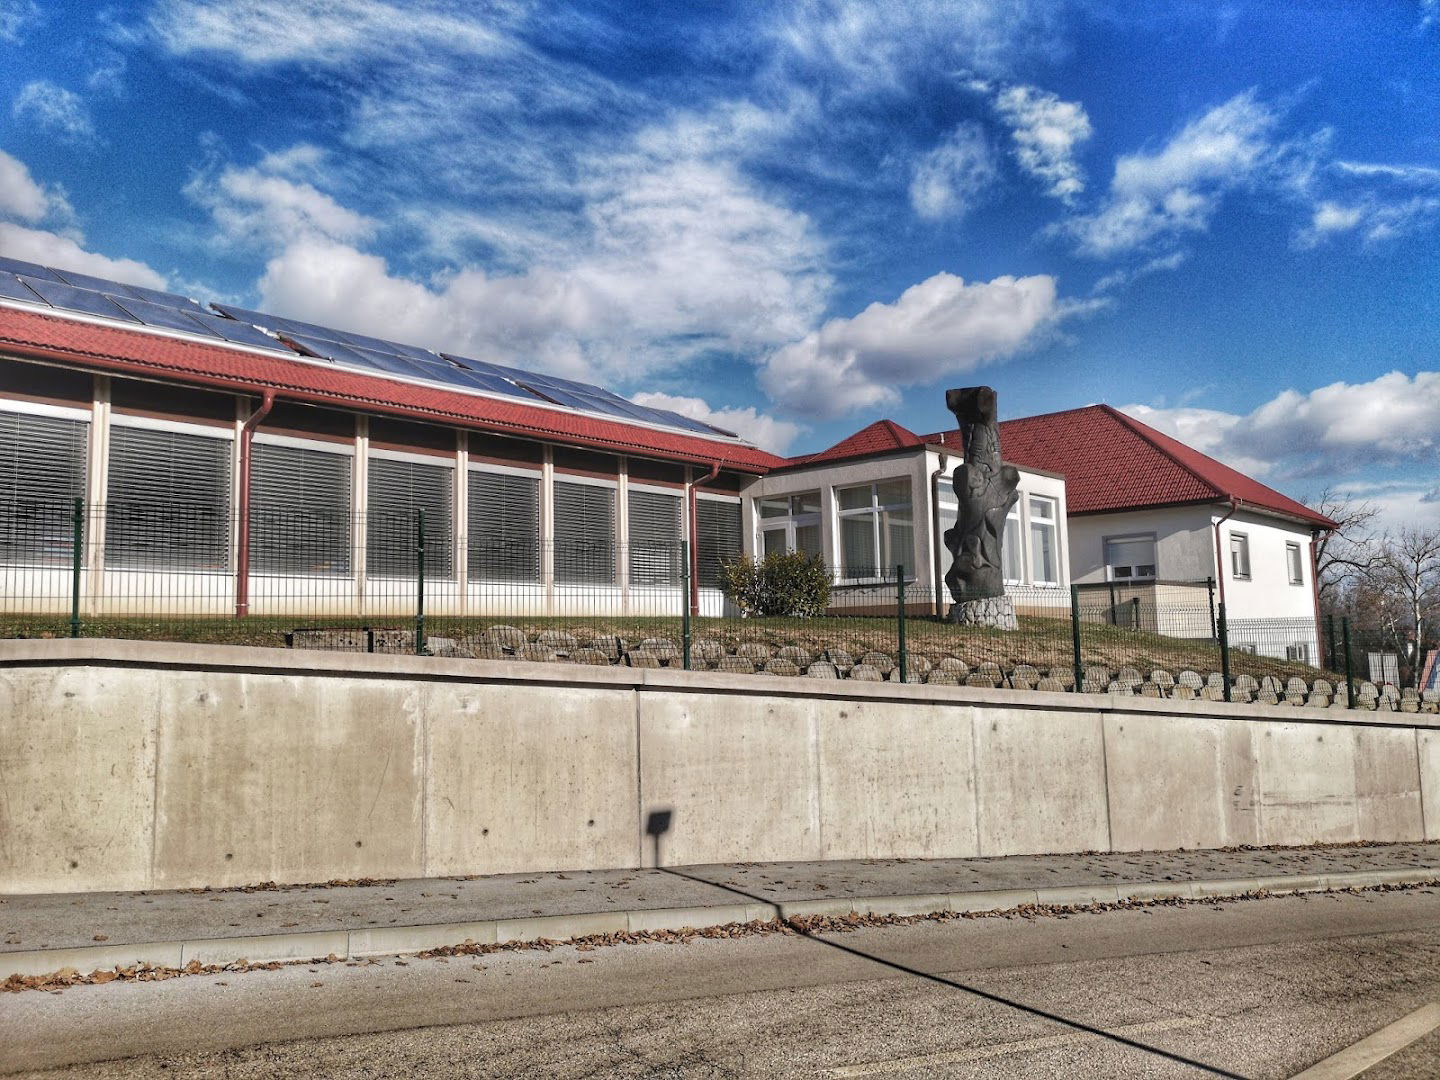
[1325,614,1338,673]
[1206,576,1216,638]
[415,509,426,656]
[1218,601,1232,703]
[681,540,692,671]
[896,565,908,684]
[1069,583,1083,692]
[70,496,84,639]
[1130,596,1141,631]
[1342,616,1355,708]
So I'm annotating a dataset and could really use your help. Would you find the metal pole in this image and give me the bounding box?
[415,510,426,656]
[1070,583,1083,692]
[896,565,907,683]
[1206,576,1216,638]
[1131,595,1141,631]
[70,497,84,639]
[1325,614,1338,674]
[1218,601,1232,703]
[1108,579,1117,625]
[681,540,692,671]
[1343,616,1355,708]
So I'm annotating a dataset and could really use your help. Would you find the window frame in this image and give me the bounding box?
[552,473,618,586]
[0,400,91,568]
[626,481,685,588]
[1027,494,1060,587]
[834,478,914,583]
[755,489,822,562]
[466,461,541,585]
[249,434,354,577]
[364,448,456,580]
[1286,541,1304,586]
[1229,531,1252,581]
[695,492,742,590]
[1103,532,1158,583]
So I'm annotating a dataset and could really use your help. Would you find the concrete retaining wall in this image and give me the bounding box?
[2,639,1437,894]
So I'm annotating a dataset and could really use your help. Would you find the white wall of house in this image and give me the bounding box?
[1216,508,1318,621]
[1068,505,1216,586]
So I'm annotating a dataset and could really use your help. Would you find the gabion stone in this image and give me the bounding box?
[1202,686,1226,702]
[589,635,624,659]
[948,595,1018,630]
[515,643,558,664]
[1286,677,1309,695]
[806,662,839,679]
[626,649,662,668]
[826,648,855,672]
[1107,680,1134,696]
[1012,664,1041,685]
[1080,680,1106,695]
[1234,674,1258,693]
[736,642,772,662]
[487,625,527,649]
[776,645,813,667]
[1207,672,1226,690]
[1036,677,1067,693]
[1177,670,1204,689]
[692,638,726,662]
[1150,669,1176,689]
[860,651,896,674]
[536,629,578,651]
[977,660,1004,680]
[638,637,681,660]
[570,648,612,666]
[715,655,755,674]
[470,641,508,660]
[965,674,996,688]
[1260,675,1283,694]
[1116,666,1144,687]
[425,637,475,659]
[1312,678,1333,695]
[764,658,801,677]
[1172,685,1198,700]
[849,664,883,682]
[1307,693,1331,708]
[1258,690,1280,705]
[1139,682,1164,698]
[290,628,368,651]
[1086,665,1112,686]
[937,657,970,675]
[1046,668,1076,689]
[926,671,960,686]
[1358,681,1379,700]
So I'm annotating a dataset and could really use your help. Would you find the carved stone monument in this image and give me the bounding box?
[943,386,1019,630]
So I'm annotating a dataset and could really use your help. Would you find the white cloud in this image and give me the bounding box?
[992,84,1092,203]
[909,123,997,221]
[1122,370,1440,480]
[1296,160,1440,247]
[0,0,40,43]
[0,149,72,224]
[187,151,377,248]
[0,222,167,289]
[1067,91,1286,256]
[11,81,95,144]
[628,392,804,455]
[758,271,1062,419]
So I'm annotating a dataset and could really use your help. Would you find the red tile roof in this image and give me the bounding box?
[928,404,1334,528]
[0,307,785,473]
[786,419,922,467]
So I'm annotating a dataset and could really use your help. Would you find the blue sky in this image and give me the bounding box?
[1,1,1438,526]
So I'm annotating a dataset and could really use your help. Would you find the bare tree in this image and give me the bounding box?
[1306,487,1381,604]
[1365,527,1440,688]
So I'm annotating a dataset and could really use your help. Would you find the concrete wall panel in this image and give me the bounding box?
[152,673,425,889]
[1104,714,1258,851]
[817,701,978,860]
[638,692,820,867]
[973,707,1109,855]
[424,683,636,876]
[1420,731,1440,841]
[1255,723,1358,845]
[1352,727,1426,841]
[0,666,158,893]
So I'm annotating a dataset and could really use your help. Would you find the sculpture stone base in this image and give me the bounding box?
[947,595,1017,631]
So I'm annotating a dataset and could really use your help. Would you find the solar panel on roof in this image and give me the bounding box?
[18,277,139,322]
[186,311,283,350]
[50,268,201,313]
[109,296,222,337]
[0,271,46,305]
[114,283,207,314]
[0,256,64,282]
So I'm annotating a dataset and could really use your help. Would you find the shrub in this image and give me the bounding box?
[721,551,832,617]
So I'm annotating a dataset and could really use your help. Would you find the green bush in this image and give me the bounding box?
[721,551,832,617]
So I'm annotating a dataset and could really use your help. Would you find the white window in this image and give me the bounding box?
[0,408,88,566]
[553,480,615,585]
[1002,507,1023,584]
[1105,535,1157,582]
[1230,532,1251,580]
[757,490,821,560]
[366,455,454,578]
[468,469,539,583]
[1286,643,1310,663]
[837,479,912,579]
[251,441,352,575]
[696,497,742,589]
[1286,542,1304,586]
[1028,495,1058,585]
[106,424,232,571]
[628,487,683,586]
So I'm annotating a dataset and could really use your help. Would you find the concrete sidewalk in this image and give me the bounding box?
[4,842,1439,980]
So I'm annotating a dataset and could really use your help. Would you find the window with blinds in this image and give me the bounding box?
[105,424,232,571]
[628,488,682,586]
[696,499,741,589]
[0,410,88,565]
[553,480,615,585]
[250,442,352,575]
[366,456,454,578]
[468,470,539,582]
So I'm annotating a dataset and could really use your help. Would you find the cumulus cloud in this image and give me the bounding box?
[758,271,1062,419]
[0,149,72,223]
[1122,370,1440,480]
[909,123,997,221]
[0,0,40,43]
[991,84,1092,203]
[628,392,804,454]
[1294,160,1440,247]
[12,81,96,144]
[1066,90,1287,256]
[187,149,377,248]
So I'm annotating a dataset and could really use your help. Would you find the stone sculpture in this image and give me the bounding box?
[943,386,1019,630]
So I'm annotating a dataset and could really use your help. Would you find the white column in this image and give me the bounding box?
[617,456,630,614]
[353,416,368,616]
[85,375,110,615]
[454,431,468,616]
[540,444,554,616]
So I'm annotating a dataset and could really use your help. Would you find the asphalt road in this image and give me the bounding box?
[5,889,1440,1079]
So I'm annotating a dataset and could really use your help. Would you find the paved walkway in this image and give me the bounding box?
[4,842,1439,979]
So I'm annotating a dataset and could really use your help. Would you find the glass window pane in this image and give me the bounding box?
[876,479,910,507]
[841,514,876,577]
[554,481,615,585]
[252,443,352,575]
[366,456,454,579]
[795,523,821,557]
[885,519,913,577]
[696,500,741,589]
[758,496,789,519]
[1002,515,1022,582]
[469,470,539,583]
[793,490,821,515]
[837,485,872,511]
[762,527,787,557]
[1028,495,1054,520]
[1030,521,1056,584]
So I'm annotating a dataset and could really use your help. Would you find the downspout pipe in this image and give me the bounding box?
[1211,496,1239,609]
[235,389,276,618]
[688,460,722,617]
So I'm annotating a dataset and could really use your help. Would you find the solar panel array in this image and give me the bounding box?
[0,255,740,440]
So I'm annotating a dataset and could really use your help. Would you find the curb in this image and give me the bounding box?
[4,868,1437,981]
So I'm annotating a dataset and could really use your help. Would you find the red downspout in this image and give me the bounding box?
[688,461,722,616]
[235,390,276,617]
[1212,497,1239,608]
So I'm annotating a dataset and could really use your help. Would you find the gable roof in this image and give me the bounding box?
[923,403,1334,529]
[0,305,785,474]
[784,419,923,468]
